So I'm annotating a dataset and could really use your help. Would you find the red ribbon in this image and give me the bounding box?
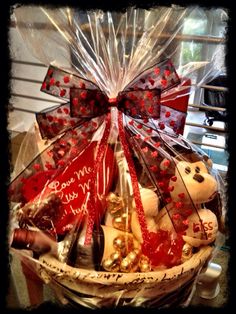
[118,112,150,247]
[84,113,112,245]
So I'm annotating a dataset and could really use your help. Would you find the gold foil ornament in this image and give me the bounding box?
[106,192,124,215]
[139,262,151,272]
[102,257,120,272]
[113,235,134,256]
[182,243,193,262]
[126,248,141,264]
[120,257,132,272]
[112,213,131,232]
[139,255,151,272]
[110,250,122,263]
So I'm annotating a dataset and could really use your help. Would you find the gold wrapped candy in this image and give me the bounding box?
[106,192,124,215]
[102,258,120,272]
[181,243,193,262]
[106,192,132,232]
[101,232,152,273]
[112,213,131,232]
[113,235,134,256]
[120,249,140,272]
[139,255,151,272]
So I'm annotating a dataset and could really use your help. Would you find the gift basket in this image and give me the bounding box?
[9,5,227,309]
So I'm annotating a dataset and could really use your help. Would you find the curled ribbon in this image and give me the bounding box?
[11,59,190,247]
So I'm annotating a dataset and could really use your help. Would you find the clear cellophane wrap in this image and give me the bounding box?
[9,5,227,309]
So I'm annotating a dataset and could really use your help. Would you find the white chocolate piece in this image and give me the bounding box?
[132,188,159,217]
[131,211,157,243]
[183,208,218,247]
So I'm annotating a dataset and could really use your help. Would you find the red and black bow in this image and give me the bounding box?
[36,59,181,139]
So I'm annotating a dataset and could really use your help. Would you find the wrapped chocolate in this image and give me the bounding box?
[9,5,227,309]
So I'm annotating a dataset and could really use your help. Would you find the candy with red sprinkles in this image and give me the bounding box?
[161,79,167,87]
[80,91,87,99]
[63,108,69,115]
[57,160,65,167]
[175,201,183,209]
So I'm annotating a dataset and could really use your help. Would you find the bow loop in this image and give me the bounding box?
[70,88,109,118]
[36,103,85,139]
[41,65,100,100]
[117,89,161,119]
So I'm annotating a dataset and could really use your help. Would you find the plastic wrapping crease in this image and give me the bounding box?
[9,5,227,309]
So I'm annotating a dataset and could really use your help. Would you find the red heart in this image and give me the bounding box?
[178,193,185,199]
[47,115,53,122]
[171,176,177,182]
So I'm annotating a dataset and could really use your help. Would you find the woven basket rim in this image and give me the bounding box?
[38,245,213,285]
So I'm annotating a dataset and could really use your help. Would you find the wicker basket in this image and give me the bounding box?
[36,245,213,308]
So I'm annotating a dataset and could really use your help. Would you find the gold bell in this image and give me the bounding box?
[106,192,124,215]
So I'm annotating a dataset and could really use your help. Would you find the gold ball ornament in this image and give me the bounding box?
[120,257,132,272]
[102,258,120,272]
[113,235,134,256]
